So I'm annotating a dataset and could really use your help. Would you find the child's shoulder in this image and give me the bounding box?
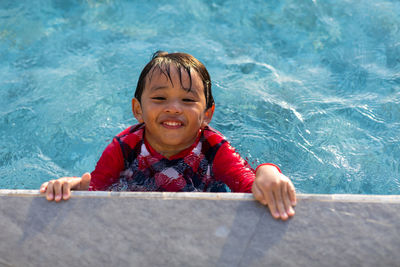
[115,123,145,146]
[203,126,227,146]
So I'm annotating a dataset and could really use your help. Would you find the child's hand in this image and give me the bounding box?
[39,172,91,202]
[252,165,296,220]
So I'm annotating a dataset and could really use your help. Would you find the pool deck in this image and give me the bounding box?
[0,190,399,267]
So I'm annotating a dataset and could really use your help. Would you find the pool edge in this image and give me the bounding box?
[1,189,400,203]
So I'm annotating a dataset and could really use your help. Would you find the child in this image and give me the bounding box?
[40,51,296,220]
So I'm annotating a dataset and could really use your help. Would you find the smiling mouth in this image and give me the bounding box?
[162,121,183,128]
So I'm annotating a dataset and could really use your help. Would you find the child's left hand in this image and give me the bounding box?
[252,164,297,220]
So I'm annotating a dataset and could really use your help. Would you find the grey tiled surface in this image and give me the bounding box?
[0,190,399,267]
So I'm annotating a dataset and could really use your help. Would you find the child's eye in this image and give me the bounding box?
[182,98,196,102]
[151,97,166,101]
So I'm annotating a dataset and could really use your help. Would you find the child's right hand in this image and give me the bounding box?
[39,172,91,202]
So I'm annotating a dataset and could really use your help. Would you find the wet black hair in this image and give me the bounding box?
[134,51,214,110]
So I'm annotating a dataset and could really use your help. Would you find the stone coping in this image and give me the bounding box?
[1,189,400,203]
[1,189,400,266]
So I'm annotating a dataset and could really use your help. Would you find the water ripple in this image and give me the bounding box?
[1,0,400,194]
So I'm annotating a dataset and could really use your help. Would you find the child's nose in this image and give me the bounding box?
[164,100,182,114]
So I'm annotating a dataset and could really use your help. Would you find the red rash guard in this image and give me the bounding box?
[90,123,280,193]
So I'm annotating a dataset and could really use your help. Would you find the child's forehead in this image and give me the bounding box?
[147,64,198,80]
[145,64,203,91]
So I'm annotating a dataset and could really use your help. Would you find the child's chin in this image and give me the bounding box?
[161,137,191,147]
[162,124,184,130]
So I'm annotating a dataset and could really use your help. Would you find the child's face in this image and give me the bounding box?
[132,66,214,158]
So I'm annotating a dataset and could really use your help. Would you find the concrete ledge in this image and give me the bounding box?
[1,190,399,267]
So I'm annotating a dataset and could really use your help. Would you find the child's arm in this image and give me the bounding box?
[252,164,296,221]
[39,127,129,201]
[211,140,296,220]
[39,173,91,202]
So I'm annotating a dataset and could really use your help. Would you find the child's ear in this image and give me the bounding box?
[202,104,215,126]
[132,98,144,123]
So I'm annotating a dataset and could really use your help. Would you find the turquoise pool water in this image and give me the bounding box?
[1,0,399,194]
